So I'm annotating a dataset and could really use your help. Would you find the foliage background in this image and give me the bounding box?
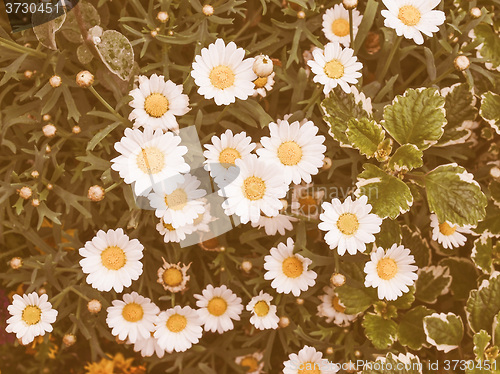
[0,0,499,373]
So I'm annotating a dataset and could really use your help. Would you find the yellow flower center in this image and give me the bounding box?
[253,300,269,317]
[299,362,321,374]
[439,222,457,236]
[277,141,303,166]
[166,313,187,333]
[299,195,318,215]
[207,297,228,316]
[122,303,144,322]
[324,59,345,79]
[336,213,359,235]
[218,147,241,168]
[136,147,165,174]
[162,268,183,287]
[242,176,266,201]
[331,296,345,313]
[22,305,41,325]
[377,258,398,280]
[331,18,350,37]
[144,93,169,118]
[209,65,235,90]
[282,256,304,278]
[101,246,126,270]
[254,76,268,88]
[240,356,259,372]
[398,5,421,26]
[164,188,188,211]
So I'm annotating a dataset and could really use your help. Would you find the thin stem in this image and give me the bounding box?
[73,3,99,58]
[104,182,120,193]
[349,9,354,46]
[88,86,126,123]
[0,37,46,58]
[379,34,402,80]
[427,66,455,86]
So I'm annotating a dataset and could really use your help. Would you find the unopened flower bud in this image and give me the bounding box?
[241,260,253,273]
[49,75,62,88]
[38,287,47,295]
[31,198,40,207]
[279,316,290,328]
[42,114,51,121]
[454,55,470,71]
[330,273,346,287]
[19,186,32,200]
[42,124,57,137]
[322,156,332,170]
[47,183,53,190]
[296,298,304,305]
[62,334,76,347]
[343,0,358,9]
[470,7,481,19]
[202,4,214,16]
[31,170,39,178]
[72,125,81,134]
[157,11,169,23]
[88,185,105,202]
[24,70,33,79]
[10,257,23,269]
[87,299,102,313]
[45,145,52,153]
[150,30,158,38]
[253,55,274,77]
[490,166,500,180]
[297,10,306,19]
[76,70,94,88]
[326,347,334,355]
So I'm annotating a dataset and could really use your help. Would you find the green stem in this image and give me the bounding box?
[427,66,455,86]
[379,34,402,80]
[104,182,120,193]
[402,49,446,87]
[69,286,90,301]
[88,86,126,123]
[0,37,46,58]
[349,9,354,46]
[171,293,175,308]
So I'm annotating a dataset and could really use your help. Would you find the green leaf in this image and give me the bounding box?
[321,88,371,147]
[472,236,500,274]
[398,306,435,350]
[466,272,500,333]
[490,180,500,206]
[476,204,500,236]
[387,144,423,173]
[360,353,423,374]
[423,312,464,353]
[415,265,452,304]
[475,23,500,69]
[61,2,101,44]
[401,225,431,268]
[439,258,478,300]
[425,163,488,226]
[474,330,492,360]
[95,30,135,81]
[335,284,377,314]
[382,87,446,150]
[32,13,66,50]
[362,313,398,349]
[389,285,415,310]
[346,118,385,158]
[355,164,413,219]
[480,92,500,135]
[375,218,402,249]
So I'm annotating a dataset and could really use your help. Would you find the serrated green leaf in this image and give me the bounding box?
[388,144,423,172]
[375,218,402,249]
[423,312,464,353]
[398,305,434,350]
[389,285,415,310]
[355,164,413,219]
[466,273,500,333]
[95,30,134,81]
[415,265,452,304]
[476,204,500,236]
[480,92,500,135]
[439,258,478,300]
[425,163,487,226]
[346,118,385,158]
[472,236,500,274]
[475,23,500,69]
[362,313,398,349]
[401,225,431,268]
[361,353,423,374]
[382,88,446,150]
[335,284,378,314]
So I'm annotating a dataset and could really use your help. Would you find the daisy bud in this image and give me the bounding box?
[31,170,39,178]
[326,347,334,355]
[42,124,57,138]
[168,30,174,36]
[10,257,23,269]
[279,316,290,328]
[150,30,158,38]
[202,4,214,16]
[45,145,51,153]
[296,298,304,305]
[322,156,332,170]
[76,70,94,88]
[62,334,76,347]
[241,260,253,273]
[49,75,62,88]
[330,272,346,287]
[157,11,169,23]
[31,198,40,207]
[87,299,102,313]
[490,166,500,180]
[454,55,470,71]
[297,10,306,19]
[354,350,362,358]
[343,0,358,9]
[38,287,47,295]
[42,114,51,121]
[18,186,32,200]
[87,185,105,202]
[72,125,81,134]
[470,7,481,19]
[24,70,33,79]
[47,183,53,190]
[253,55,274,77]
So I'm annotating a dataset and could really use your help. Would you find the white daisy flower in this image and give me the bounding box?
[219,154,288,224]
[307,42,363,94]
[252,72,275,98]
[322,4,362,47]
[381,0,446,45]
[257,120,326,185]
[246,291,279,330]
[317,286,358,326]
[128,74,190,133]
[364,244,419,301]
[157,260,191,293]
[251,213,298,236]
[6,293,58,345]
[130,334,166,358]
[430,214,472,249]
[263,238,317,297]
[191,38,257,106]
[154,305,203,353]
[203,129,256,185]
[156,218,194,243]
[111,128,189,196]
[291,183,325,220]
[235,352,264,374]
[283,345,339,374]
[106,292,160,343]
[194,284,243,334]
[191,201,217,233]
[318,195,383,255]
[148,174,207,228]
[79,228,144,293]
